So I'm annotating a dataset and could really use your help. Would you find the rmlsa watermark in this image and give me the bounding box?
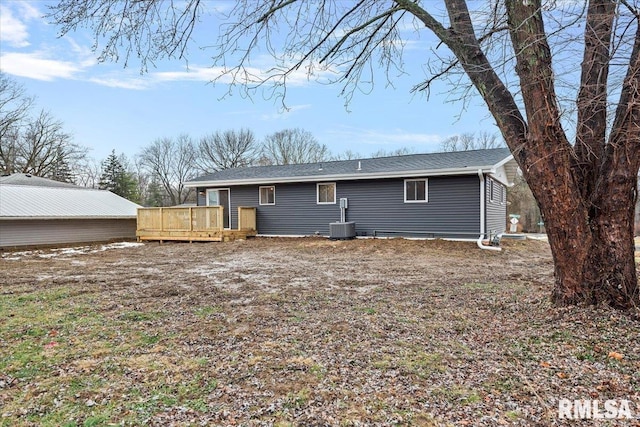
[558,399,636,420]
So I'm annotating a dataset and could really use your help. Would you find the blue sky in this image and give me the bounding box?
[0,0,500,164]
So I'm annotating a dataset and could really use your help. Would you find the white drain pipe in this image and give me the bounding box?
[477,170,502,252]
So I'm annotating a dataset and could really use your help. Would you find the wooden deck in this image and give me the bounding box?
[136,206,257,243]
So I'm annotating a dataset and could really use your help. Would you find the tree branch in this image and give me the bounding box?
[573,0,616,199]
[320,5,400,63]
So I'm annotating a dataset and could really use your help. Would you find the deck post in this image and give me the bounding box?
[216,206,224,230]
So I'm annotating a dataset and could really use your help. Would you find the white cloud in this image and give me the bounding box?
[151,63,333,87]
[0,52,82,80]
[63,37,99,68]
[0,5,31,48]
[153,66,227,82]
[86,76,152,90]
[0,2,42,47]
[328,126,442,147]
[260,104,312,121]
[15,1,41,20]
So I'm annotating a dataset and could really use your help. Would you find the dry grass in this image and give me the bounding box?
[1,237,639,426]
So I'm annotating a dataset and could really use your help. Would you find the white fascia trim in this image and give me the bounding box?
[185,166,497,188]
[493,154,514,169]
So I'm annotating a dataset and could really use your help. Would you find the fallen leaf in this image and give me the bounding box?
[608,351,624,360]
[540,361,551,368]
[556,372,567,379]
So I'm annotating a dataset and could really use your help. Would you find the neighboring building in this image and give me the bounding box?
[0,174,141,248]
[185,148,517,240]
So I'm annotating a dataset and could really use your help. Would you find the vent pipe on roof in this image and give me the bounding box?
[357,161,362,171]
[319,163,323,171]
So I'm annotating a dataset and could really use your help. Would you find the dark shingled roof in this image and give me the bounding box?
[187,147,514,185]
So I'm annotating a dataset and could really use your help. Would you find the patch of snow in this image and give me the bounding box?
[1,241,145,260]
[93,242,144,252]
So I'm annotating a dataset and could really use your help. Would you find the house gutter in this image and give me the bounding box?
[477,169,501,252]
[184,166,499,188]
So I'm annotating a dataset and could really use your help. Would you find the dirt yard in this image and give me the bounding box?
[1,237,639,426]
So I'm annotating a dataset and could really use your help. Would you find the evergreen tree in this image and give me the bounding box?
[99,150,124,192]
[144,179,166,207]
[51,146,75,183]
[99,150,140,202]
[118,171,141,204]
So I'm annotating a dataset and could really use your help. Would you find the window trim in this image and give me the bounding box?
[489,179,496,203]
[404,178,428,203]
[259,185,276,205]
[205,188,232,230]
[316,182,337,205]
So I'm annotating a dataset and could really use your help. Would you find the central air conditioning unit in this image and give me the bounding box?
[329,198,356,239]
[329,221,356,240]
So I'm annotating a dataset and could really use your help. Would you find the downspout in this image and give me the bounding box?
[477,170,501,252]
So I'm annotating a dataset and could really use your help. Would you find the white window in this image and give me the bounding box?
[259,186,275,205]
[317,182,336,204]
[404,179,428,203]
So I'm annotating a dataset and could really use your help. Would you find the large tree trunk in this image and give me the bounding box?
[582,160,639,309]
[430,0,639,309]
[542,161,639,308]
[504,0,640,309]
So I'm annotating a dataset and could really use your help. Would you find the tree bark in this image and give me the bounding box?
[504,0,640,308]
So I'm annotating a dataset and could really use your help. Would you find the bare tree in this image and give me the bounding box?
[74,158,102,188]
[198,128,259,172]
[50,1,640,309]
[333,149,362,160]
[1,74,34,174]
[262,128,330,165]
[370,147,415,158]
[138,134,197,206]
[441,132,504,152]
[1,74,87,181]
[7,109,87,179]
[0,73,34,147]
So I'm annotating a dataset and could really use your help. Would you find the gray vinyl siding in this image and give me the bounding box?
[198,175,481,238]
[485,177,507,238]
[0,218,137,248]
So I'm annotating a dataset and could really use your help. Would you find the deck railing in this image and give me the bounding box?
[136,206,256,242]
[137,206,225,232]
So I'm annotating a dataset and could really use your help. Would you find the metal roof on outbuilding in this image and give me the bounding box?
[0,178,141,219]
[186,147,518,187]
[0,173,80,188]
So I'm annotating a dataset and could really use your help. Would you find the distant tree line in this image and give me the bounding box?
[0,73,88,182]
[2,73,545,224]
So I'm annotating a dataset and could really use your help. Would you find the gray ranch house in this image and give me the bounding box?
[185,147,517,242]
